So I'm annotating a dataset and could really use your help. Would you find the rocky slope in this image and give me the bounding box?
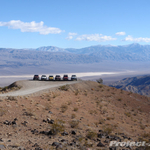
[109,75,150,97]
[0,81,150,149]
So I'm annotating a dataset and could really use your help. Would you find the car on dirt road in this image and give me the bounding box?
[33,75,40,80]
[63,75,68,81]
[49,75,54,81]
[55,75,61,81]
[71,75,77,81]
[41,75,47,81]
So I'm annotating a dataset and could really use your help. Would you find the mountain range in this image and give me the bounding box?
[36,43,150,61]
[1,43,150,68]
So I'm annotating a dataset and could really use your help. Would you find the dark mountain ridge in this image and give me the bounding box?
[109,75,150,97]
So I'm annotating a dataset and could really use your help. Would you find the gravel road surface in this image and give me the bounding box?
[0,80,80,97]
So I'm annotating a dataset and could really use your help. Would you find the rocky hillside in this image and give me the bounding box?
[0,81,150,149]
[109,75,150,97]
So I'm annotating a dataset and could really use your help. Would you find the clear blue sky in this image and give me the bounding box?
[0,0,150,49]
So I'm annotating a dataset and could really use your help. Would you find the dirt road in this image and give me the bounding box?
[0,80,80,97]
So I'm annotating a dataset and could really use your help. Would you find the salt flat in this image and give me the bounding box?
[0,70,136,87]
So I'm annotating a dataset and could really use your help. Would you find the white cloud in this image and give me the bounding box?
[76,34,116,42]
[123,35,150,42]
[68,32,77,36]
[116,32,126,36]
[0,20,63,35]
[66,32,77,40]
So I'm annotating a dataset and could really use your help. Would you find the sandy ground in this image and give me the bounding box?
[0,81,150,150]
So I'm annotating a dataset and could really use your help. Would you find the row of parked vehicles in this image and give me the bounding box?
[33,74,77,81]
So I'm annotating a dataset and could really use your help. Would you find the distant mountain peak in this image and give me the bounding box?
[129,43,141,46]
[103,44,116,47]
[36,46,66,52]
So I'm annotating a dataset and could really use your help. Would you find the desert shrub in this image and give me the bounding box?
[59,85,69,91]
[73,107,78,111]
[106,117,112,120]
[74,90,79,95]
[78,137,84,143]
[99,118,105,124]
[0,83,21,92]
[103,126,113,134]
[53,94,56,98]
[69,120,79,128]
[71,113,76,119]
[84,92,87,96]
[124,103,127,107]
[89,110,97,115]
[113,124,118,128]
[142,133,150,138]
[140,124,145,130]
[7,96,17,101]
[102,108,107,114]
[96,78,103,84]
[67,101,72,105]
[128,91,132,95]
[138,108,142,112]
[84,140,93,147]
[0,108,6,116]
[52,92,60,98]
[86,130,97,139]
[106,95,111,97]
[61,104,68,113]
[98,85,103,88]
[124,112,131,117]
[95,100,100,106]
[23,108,34,116]
[1,86,9,91]
[50,120,65,135]
[118,98,122,101]
[44,103,51,110]
[47,98,51,101]
[99,104,103,109]
[94,122,99,126]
